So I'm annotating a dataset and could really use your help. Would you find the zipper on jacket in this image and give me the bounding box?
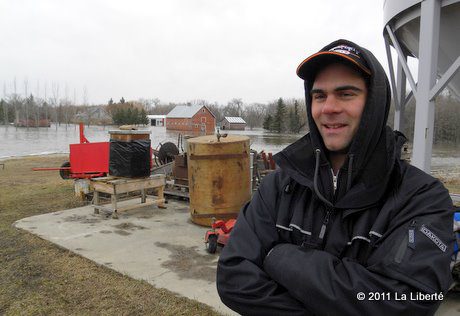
[408,220,416,249]
[330,169,339,194]
[319,208,332,240]
[395,220,417,263]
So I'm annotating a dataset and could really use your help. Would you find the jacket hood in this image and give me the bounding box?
[275,39,397,209]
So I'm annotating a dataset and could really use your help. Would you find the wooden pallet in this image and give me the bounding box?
[164,180,190,199]
[90,174,166,218]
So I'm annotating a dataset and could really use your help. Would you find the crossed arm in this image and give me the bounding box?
[216,174,455,316]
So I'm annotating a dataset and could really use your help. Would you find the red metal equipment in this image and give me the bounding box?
[261,151,276,170]
[79,122,90,144]
[204,218,237,254]
[33,123,109,179]
[68,141,109,179]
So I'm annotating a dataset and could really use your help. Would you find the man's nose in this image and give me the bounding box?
[321,96,341,114]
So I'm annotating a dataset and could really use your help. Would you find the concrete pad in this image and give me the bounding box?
[14,199,236,316]
[14,199,459,315]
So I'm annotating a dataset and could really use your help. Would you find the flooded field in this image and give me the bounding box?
[0,124,303,158]
[1,124,458,178]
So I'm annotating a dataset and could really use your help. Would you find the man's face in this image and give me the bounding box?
[310,63,367,152]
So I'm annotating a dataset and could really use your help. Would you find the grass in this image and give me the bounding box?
[0,155,220,316]
[442,178,460,196]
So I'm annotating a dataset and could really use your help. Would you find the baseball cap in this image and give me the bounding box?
[296,42,371,80]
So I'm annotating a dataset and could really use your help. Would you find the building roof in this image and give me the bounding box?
[223,116,246,124]
[147,115,166,119]
[166,105,215,118]
[74,106,111,120]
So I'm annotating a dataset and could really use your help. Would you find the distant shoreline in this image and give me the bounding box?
[0,152,69,161]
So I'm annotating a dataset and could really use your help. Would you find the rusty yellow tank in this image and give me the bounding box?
[187,134,251,226]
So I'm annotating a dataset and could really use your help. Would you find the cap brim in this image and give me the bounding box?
[296,51,371,80]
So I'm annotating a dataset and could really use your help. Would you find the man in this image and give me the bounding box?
[216,39,455,315]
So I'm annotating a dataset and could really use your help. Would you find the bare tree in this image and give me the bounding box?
[243,103,267,129]
[232,98,244,117]
[51,82,60,130]
[207,102,223,123]
[2,83,8,125]
[225,98,243,117]
[13,78,18,129]
[138,98,160,113]
[82,86,88,106]
[24,78,29,129]
[43,82,48,123]
[82,86,91,126]
[63,83,70,128]
[66,85,74,124]
[152,98,160,107]
[35,80,40,127]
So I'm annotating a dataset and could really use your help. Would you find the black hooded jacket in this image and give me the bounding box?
[216,39,455,316]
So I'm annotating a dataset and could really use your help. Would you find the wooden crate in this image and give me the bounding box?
[108,130,151,142]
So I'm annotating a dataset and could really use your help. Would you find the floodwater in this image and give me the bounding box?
[0,124,459,176]
[0,123,302,158]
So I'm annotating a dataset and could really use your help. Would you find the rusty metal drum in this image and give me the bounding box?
[187,134,251,226]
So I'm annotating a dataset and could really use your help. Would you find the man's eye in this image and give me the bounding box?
[340,91,355,98]
[313,94,326,100]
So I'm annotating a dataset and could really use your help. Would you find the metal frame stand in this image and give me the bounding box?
[384,0,460,173]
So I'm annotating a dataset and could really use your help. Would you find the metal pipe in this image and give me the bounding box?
[384,34,401,111]
[429,56,460,100]
[412,0,441,172]
[395,57,407,132]
[79,122,89,144]
[385,24,418,97]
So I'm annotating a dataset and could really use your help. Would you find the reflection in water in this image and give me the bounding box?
[0,124,458,173]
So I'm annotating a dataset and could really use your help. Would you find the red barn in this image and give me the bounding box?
[166,105,216,134]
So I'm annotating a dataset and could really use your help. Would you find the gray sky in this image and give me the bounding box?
[0,0,388,105]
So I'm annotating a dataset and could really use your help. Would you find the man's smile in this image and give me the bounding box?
[321,123,348,134]
[323,123,347,129]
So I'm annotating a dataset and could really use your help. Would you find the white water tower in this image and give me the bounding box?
[383,0,460,172]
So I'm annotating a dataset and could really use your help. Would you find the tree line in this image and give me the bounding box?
[387,93,460,144]
[0,92,148,127]
[107,98,148,125]
[1,90,459,144]
[262,98,305,133]
[145,97,307,134]
[0,93,78,128]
